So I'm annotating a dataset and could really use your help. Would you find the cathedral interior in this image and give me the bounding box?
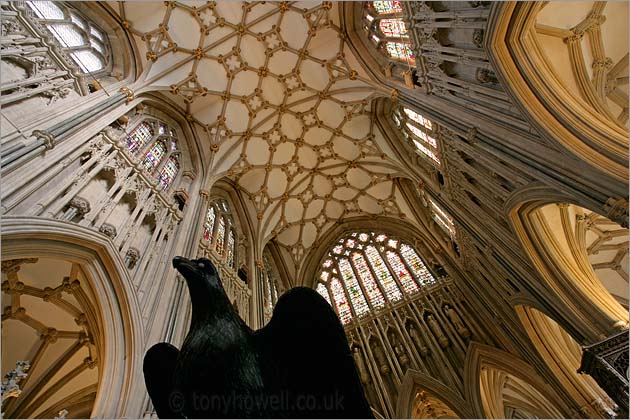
[1,1,629,418]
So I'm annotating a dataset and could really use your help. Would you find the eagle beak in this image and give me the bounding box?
[172,256,189,269]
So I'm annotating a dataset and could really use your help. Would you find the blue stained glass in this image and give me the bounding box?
[127,122,154,154]
[141,140,166,173]
[158,156,179,190]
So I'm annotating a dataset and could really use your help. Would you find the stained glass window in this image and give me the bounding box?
[385,42,415,62]
[339,258,370,317]
[226,230,235,268]
[204,207,216,243]
[26,2,110,73]
[379,19,407,37]
[126,122,154,154]
[141,140,166,173]
[125,119,181,186]
[365,245,403,301]
[400,244,436,286]
[352,253,385,308]
[317,232,438,324]
[372,1,402,14]
[263,260,276,322]
[158,156,179,190]
[317,283,332,306]
[386,250,419,293]
[330,278,352,324]
[202,199,239,271]
[216,217,226,255]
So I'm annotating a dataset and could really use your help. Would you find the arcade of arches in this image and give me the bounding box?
[1,1,628,418]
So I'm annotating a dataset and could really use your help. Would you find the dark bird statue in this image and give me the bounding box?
[143,256,374,418]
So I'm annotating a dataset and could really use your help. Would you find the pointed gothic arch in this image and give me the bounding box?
[514,304,617,417]
[463,342,572,419]
[506,183,628,343]
[486,2,628,184]
[396,370,474,418]
[1,216,144,418]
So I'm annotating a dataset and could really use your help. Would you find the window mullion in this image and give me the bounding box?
[210,208,221,251]
[346,255,375,310]
[324,282,339,318]
[351,251,387,307]
[362,245,395,303]
[334,259,359,318]
[232,229,238,270]
[377,243,408,298]
[138,129,158,157]
[154,150,172,176]
[396,244,424,289]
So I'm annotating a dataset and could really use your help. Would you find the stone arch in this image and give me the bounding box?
[514,304,617,417]
[486,2,628,184]
[463,342,573,418]
[1,216,144,418]
[505,183,628,343]
[396,370,473,418]
[207,178,257,270]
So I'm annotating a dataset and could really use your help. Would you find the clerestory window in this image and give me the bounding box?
[364,2,415,63]
[25,1,110,73]
[203,199,237,269]
[393,106,441,166]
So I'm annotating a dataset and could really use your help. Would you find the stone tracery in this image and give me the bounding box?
[0,1,628,418]
[113,1,414,267]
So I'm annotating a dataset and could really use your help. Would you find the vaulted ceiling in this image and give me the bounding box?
[109,1,420,266]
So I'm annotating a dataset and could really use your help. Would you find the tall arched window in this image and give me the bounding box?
[262,253,280,323]
[25,1,110,73]
[202,199,237,269]
[428,197,456,239]
[364,2,414,63]
[316,232,438,324]
[393,106,440,166]
[124,119,180,190]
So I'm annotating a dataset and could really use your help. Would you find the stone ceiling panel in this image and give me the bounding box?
[115,1,416,268]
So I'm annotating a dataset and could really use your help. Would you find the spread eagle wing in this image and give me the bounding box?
[143,342,181,419]
[255,287,373,419]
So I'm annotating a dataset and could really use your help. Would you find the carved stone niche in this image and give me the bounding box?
[125,247,140,270]
[99,223,117,239]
